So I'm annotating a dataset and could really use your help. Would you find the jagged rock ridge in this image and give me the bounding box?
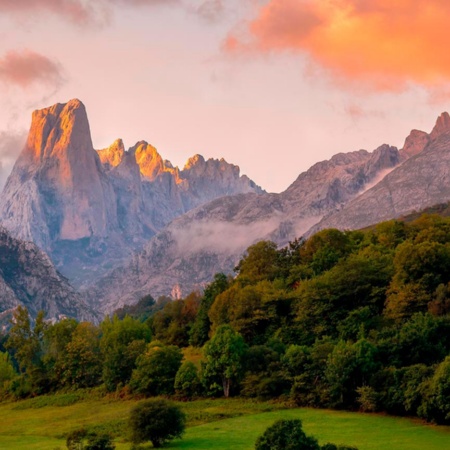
[89,143,403,312]
[312,112,450,233]
[0,99,264,286]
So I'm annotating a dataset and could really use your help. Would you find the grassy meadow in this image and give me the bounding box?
[0,395,449,449]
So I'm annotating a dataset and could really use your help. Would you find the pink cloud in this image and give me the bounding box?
[225,0,450,92]
[0,0,94,25]
[0,0,179,25]
[0,50,64,88]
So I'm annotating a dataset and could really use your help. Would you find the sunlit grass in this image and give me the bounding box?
[1,395,449,449]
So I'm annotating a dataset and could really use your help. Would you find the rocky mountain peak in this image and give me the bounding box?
[363,144,399,179]
[132,141,169,181]
[400,129,430,160]
[97,139,125,170]
[184,154,206,170]
[430,112,450,139]
[0,98,115,246]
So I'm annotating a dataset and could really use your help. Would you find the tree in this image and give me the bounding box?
[235,240,279,284]
[43,318,78,388]
[130,341,182,396]
[189,273,230,347]
[255,419,319,450]
[129,399,185,448]
[0,351,17,395]
[100,315,150,391]
[61,322,102,388]
[5,307,49,394]
[174,361,201,398]
[202,325,246,397]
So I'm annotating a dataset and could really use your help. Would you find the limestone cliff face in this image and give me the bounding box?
[0,99,264,288]
[0,226,96,327]
[313,113,450,233]
[89,143,402,312]
[0,99,117,249]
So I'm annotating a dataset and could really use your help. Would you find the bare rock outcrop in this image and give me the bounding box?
[0,226,97,328]
[0,99,264,288]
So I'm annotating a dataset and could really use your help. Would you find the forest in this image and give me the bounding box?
[1,213,450,426]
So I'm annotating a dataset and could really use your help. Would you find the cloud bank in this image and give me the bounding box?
[0,50,64,89]
[225,0,450,91]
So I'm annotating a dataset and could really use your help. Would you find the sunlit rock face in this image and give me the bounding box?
[90,144,403,312]
[0,99,264,287]
[91,113,450,311]
[0,99,117,249]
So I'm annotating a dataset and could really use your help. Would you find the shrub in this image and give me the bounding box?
[66,429,115,450]
[255,419,320,450]
[129,399,186,448]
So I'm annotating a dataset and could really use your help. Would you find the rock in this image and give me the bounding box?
[0,226,97,328]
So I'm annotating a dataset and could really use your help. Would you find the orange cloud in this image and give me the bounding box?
[0,50,64,88]
[225,0,450,90]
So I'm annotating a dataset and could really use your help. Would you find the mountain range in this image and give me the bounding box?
[1,99,450,319]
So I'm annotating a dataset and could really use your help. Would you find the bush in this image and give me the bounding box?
[129,399,186,448]
[255,419,320,450]
[66,429,115,450]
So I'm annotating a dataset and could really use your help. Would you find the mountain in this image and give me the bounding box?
[312,113,450,233]
[0,226,96,328]
[89,113,450,312]
[89,144,401,312]
[0,99,263,286]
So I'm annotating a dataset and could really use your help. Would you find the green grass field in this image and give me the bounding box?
[0,395,449,449]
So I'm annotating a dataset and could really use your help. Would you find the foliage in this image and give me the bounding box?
[189,273,230,347]
[255,419,320,450]
[175,361,201,398]
[66,429,115,450]
[61,322,102,388]
[5,307,49,394]
[130,341,182,396]
[129,399,185,448]
[151,293,201,347]
[202,325,246,397]
[100,315,150,391]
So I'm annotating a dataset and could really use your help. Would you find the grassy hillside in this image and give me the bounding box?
[0,396,449,449]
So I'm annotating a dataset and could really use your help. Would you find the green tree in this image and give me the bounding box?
[151,293,200,347]
[255,419,319,450]
[100,315,150,391]
[385,240,450,320]
[202,325,246,397]
[174,361,201,398]
[419,356,450,424]
[0,351,17,394]
[61,322,102,388]
[235,240,279,284]
[189,273,230,347]
[5,307,49,394]
[326,339,378,408]
[43,318,78,388]
[130,341,182,396]
[129,399,185,448]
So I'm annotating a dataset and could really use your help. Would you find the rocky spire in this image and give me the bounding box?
[0,99,116,246]
[430,112,450,139]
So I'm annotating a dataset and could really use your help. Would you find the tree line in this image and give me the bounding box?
[1,213,450,425]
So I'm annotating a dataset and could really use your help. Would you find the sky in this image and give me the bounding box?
[0,0,450,193]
